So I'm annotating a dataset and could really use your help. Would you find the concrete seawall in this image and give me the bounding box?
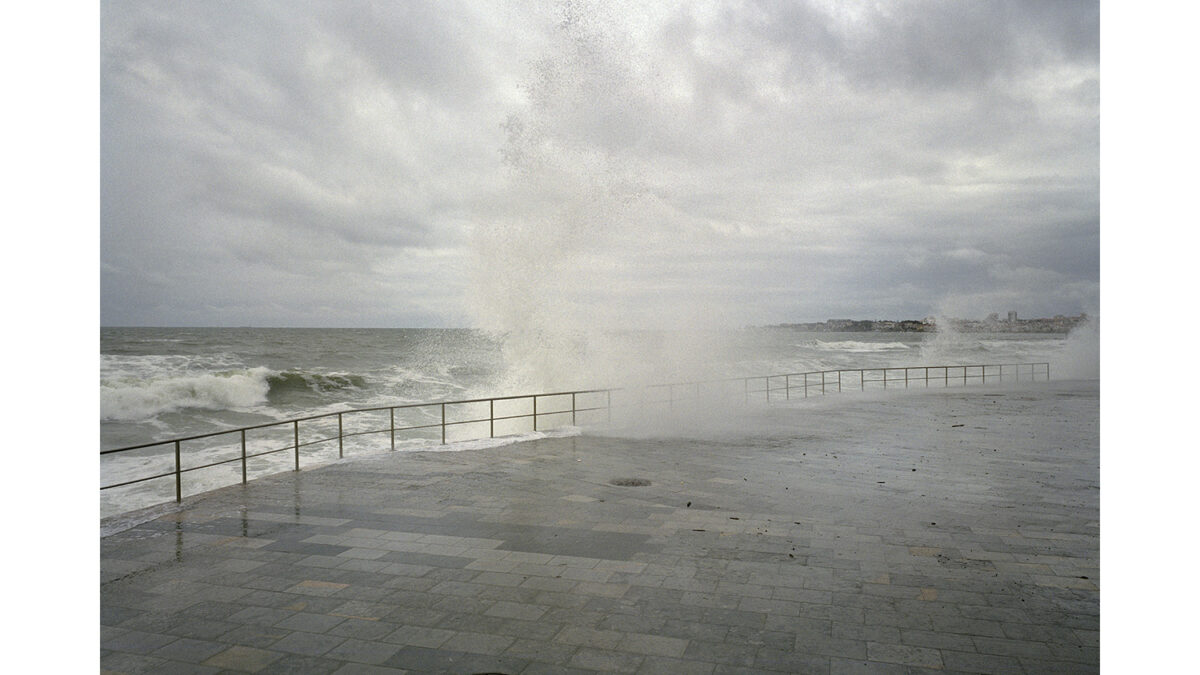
[102,381,1099,673]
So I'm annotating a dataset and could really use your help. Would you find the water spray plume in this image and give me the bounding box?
[469,0,734,398]
[1056,316,1099,380]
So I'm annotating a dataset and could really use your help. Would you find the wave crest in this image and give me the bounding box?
[100,367,370,421]
[101,367,274,421]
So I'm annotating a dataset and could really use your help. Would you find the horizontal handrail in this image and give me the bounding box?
[100,362,1048,506]
[100,387,612,454]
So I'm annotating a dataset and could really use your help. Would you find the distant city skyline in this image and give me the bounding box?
[767,311,1089,333]
[101,1,1099,329]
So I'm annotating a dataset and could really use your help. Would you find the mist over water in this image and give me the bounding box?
[918,315,1099,382]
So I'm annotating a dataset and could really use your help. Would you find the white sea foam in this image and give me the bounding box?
[810,340,911,352]
[101,367,273,421]
[384,364,461,391]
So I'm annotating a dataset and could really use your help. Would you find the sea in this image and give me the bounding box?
[100,324,1098,519]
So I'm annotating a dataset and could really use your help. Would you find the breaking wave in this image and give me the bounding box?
[100,367,368,421]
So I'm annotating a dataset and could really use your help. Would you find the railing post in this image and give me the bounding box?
[572,392,577,425]
[390,408,395,450]
[860,369,864,391]
[925,366,929,388]
[441,403,447,444]
[821,371,826,395]
[803,372,808,398]
[905,368,909,389]
[838,370,842,393]
[174,440,182,503]
[240,430,247,485]
[490,399,495,438]
[294,420,300,471]
[883,369,888,389]
[532,396,537,431]
[785,374,790,400]
[338,412,344,458]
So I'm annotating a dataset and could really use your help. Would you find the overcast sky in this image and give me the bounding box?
[100,0,1099,329]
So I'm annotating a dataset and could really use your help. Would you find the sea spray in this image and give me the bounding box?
[470,0,736,398]
[916,315,991,365]
[1054,317,1100,380]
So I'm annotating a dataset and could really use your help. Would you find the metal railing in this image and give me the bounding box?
[101,362,1047,506]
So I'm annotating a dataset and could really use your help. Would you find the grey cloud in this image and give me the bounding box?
[741,0,1099,91]
[322,1,494,105]
[101,0,504,325]
[102,0,1098,328]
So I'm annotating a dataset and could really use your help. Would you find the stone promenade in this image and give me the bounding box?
[101,382,1099,674]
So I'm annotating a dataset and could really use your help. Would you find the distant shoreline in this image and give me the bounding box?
[762,313,1090,334]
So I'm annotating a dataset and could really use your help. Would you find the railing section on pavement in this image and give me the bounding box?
[101,362,1049,506]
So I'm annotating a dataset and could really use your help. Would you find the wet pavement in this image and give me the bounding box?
[101,382,1099,674]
